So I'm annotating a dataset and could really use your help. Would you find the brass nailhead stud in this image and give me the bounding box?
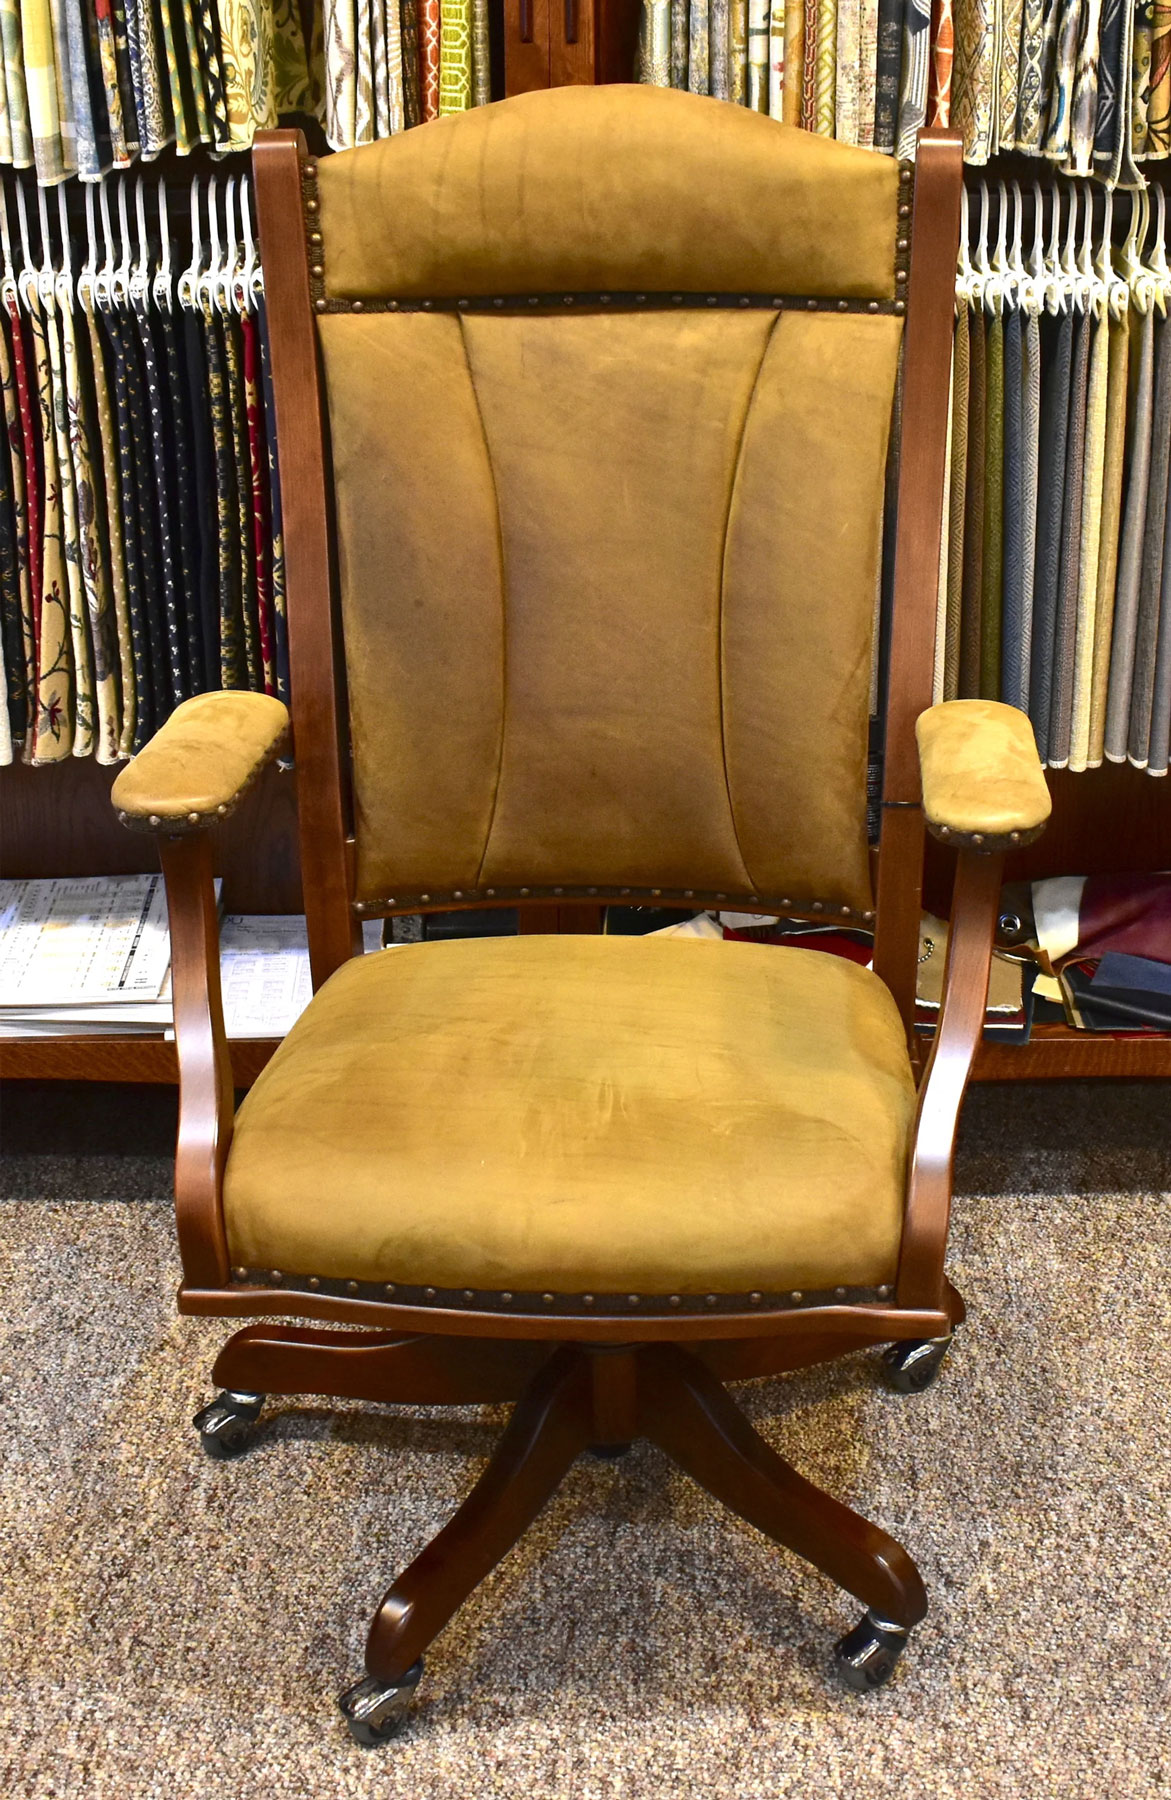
[838,300,849,312]
[457,299,469,309]
[553,886,563,895]
[1010,831,1021,845]
[601,294,612,304]
[790,1291,803,1303]
[587,886,597,895]
[308,1277,321,1291]
[772,297,784,308]
[563,295,574,305]
[900,167,911,182]
[939,824,950,836]
[749,1292,762,1305]
[780,897,790,907]
[420,893,430,902]
[306,198,319,212]
[635,294,647,303]
[314,298,327,312]
[877,1285,892,1299]
[669,1295,681,1307]
[739,296,750,307]
[424,1287,436,1299]
[898,203,910,217]
[311,264,323,277]
[707,295,718,305]
[453,890,463,899]
[543,1293,555,1304]
[841,906,851,916]
[895,302,906,314]
[528,297,539,306]
[232,1266,248,1281]
[148,814,160,827]
[310,230,323,244]
[807,299,818,311]
[187,812,200,824]
[749,895,759,903]
[672,294,682,304]
[500,1292,513,1303]
[896,269,908,283]
[620,887,631,896]
[270,1270,283,1283]
[346,1280,360,1294]
[486,888,496,897]
[217,803,228,816]
[897,239,909,253]
[716,893,726,901]
[868,301,879,313]
[628,1294,640,1307]
[652,888,661,896]
[835,1287,847,1298]
[705,1295,718,1307]
[973,833,985,846]
[812,900,823,911]
[464,1290,475,1301]
[684,890,693,899]
[863,909,875,922]
[304,159,317,175]
[582,1294,595,1306]
[520,887,530,896]
[493,297,504,307]
[384,1283,396,1295]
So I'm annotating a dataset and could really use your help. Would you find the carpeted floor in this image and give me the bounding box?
[0,1080,1169,1799]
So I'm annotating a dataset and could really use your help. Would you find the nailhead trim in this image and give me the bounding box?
[230,1269,891,1316]
[353,884,876,926]
[310,288,909,317]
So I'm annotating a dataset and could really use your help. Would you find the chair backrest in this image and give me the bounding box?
[254,88,962,1028]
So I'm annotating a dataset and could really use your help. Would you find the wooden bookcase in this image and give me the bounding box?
[2,24,1168,1085]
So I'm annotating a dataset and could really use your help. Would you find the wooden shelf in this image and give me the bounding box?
[972,1023,1171,1080]
[3,1020,1166,1087]
[0,1035,278,1086]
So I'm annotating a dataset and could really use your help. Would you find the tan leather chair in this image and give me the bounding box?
[111,88,1050,1744]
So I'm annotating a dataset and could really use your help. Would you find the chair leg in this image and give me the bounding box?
[361,1345,593,1688]
[637,1344,928,1633]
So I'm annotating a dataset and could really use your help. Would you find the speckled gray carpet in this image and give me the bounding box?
[1,1081,1169,1799]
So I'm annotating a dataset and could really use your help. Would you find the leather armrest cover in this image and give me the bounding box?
[915,699,1050,849]
[112,692,290,830]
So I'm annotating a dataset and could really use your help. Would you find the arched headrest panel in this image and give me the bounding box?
[314,85,902,303]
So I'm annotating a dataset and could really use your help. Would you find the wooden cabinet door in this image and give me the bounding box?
[503,0,553,91]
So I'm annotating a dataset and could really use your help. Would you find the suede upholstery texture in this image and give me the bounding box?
[916,699,1052,842]
[314,85,901,302]
[110,692,290,822]
[319,306,901,914]
[223,935,915,1295]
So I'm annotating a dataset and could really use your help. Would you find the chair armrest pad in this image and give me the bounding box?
[112,692,290,831]
[915,700,1050,849]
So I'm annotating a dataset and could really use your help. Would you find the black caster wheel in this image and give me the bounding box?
[339,1659,424,1746]
[882,1334,953,1394]
[833,1612,910,1691]
[193,1390,265,1460]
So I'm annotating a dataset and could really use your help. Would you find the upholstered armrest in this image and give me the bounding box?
[915,700,1050,851]
[111,691,290,832]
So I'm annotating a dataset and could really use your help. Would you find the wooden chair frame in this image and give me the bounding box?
[152,122,1007,1720]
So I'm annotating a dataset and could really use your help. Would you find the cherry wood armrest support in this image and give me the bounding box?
[158,831,234,1287]
[895,848,1005,1310]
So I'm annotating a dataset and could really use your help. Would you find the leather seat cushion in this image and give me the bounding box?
[223,934,915,1297]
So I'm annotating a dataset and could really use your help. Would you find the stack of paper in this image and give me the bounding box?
[0,876,175,1035]
[0,880,387,1039]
